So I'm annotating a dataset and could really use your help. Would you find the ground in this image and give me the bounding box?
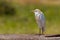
[0,34,60,40]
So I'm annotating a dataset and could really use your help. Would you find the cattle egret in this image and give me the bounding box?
[33,9,45,35]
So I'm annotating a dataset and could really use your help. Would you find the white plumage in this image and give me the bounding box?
[33,9,45,35]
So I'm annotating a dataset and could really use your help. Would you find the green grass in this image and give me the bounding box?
[0,2,60,34]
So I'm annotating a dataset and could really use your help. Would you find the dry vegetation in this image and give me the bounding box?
[6,0,60,5]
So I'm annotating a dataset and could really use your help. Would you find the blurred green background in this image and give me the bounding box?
[0,0,60,34]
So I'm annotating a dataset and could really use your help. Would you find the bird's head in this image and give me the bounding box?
[32,9,41,14]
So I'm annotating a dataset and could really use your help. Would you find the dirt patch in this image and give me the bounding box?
[0,34,39,40]
[0,34,60,40]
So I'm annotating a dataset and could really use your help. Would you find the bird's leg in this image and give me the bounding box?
[39,28,41,35]
[41,27,44,35]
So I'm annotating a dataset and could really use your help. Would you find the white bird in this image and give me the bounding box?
[33,9,45,35]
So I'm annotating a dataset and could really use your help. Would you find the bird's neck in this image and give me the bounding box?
[34,12,42,16]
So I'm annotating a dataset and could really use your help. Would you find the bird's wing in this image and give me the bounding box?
[39,12,45,26]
